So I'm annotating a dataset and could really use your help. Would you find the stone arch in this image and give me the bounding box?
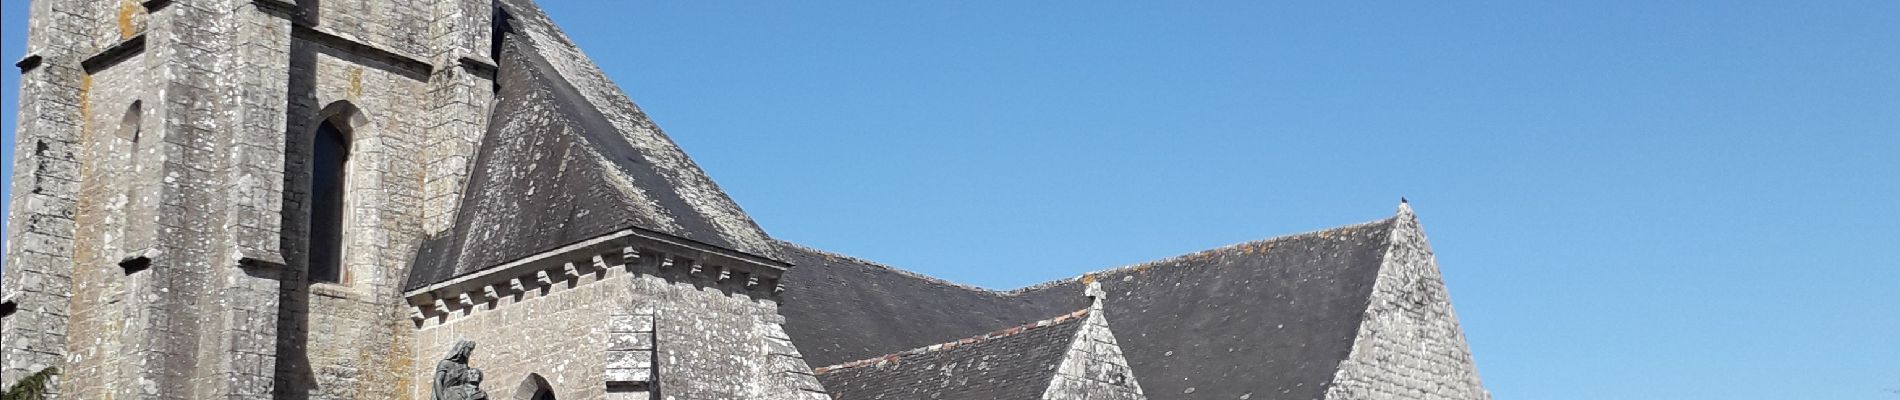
[315,100,370,133]
[514,373,557,400]
[116,101,142,142]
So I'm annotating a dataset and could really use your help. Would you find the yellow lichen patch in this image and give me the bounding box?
[117,0,143,39]
[1081,274,1096,285]
[384,319,419,400]
[348,67,365,99]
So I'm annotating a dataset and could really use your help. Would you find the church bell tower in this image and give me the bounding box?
[1,0,495,398]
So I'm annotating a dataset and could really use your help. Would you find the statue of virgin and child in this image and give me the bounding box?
[433,340,490,400]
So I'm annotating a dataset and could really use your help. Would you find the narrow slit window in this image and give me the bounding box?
[117,102,147,274]
[309,120,349,283]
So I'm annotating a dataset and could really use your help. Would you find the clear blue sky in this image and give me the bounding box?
[4,1,1897,399]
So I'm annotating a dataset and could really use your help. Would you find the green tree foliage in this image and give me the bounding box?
[0,367,57,400]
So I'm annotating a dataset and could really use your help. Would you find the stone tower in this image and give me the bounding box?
[2,0,496,398]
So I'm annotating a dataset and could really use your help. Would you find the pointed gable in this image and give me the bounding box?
[407,0,779,291]
[1043,282,1146,400]
[1323,205,1490,400]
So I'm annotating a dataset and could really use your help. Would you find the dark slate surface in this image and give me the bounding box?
[775,243,1062,364]
[815,311,1086,400]
[407,0,778,291]
[778,217,1399,400]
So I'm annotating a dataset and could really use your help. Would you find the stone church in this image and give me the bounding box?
[0,0,1490,399]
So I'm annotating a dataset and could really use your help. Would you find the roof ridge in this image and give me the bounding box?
[779,215,1400,297]
[810,307,1091,375]
[774,239,1012,295]
[1006,216,1400,294]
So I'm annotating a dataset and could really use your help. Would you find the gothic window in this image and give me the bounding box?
[309,119,349,283]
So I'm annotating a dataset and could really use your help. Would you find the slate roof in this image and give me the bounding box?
[406,0,779,291]
[778,216,1401,400]
[813,308,1090,400]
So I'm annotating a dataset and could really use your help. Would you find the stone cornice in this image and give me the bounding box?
[404,228,788,324]
[81,34,146,73]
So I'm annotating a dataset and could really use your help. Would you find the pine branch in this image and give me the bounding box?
[1,367,58,400]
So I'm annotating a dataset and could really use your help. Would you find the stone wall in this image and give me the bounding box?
[412,255,826,400]
[421,0,494,235]
[1323,207,1489,400]
[271,8,440,399]
[5,0,490,398]
[58,46,150,399]
[1,0,93,394]
[302,0,432,59]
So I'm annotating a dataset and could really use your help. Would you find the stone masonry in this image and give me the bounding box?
[407,239,828,400]
[2,0,473,398]
[1043,282,1146,400]
[1323,204,1490,400]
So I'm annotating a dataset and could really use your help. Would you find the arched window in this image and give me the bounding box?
[117,102,149,273]
[516,374,556,400]
[116,101,142,142]
[308,119,349,283]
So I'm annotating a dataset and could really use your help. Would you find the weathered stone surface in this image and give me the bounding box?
[1045,283,1145,400]
[1323,205,1490,400]
[410,253,825,400]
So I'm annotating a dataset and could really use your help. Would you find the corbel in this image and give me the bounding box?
[563,262,582,280]
[621,246,642,267]
[592,254,611,276]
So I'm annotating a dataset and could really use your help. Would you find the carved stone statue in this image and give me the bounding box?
[433,340,489,400]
